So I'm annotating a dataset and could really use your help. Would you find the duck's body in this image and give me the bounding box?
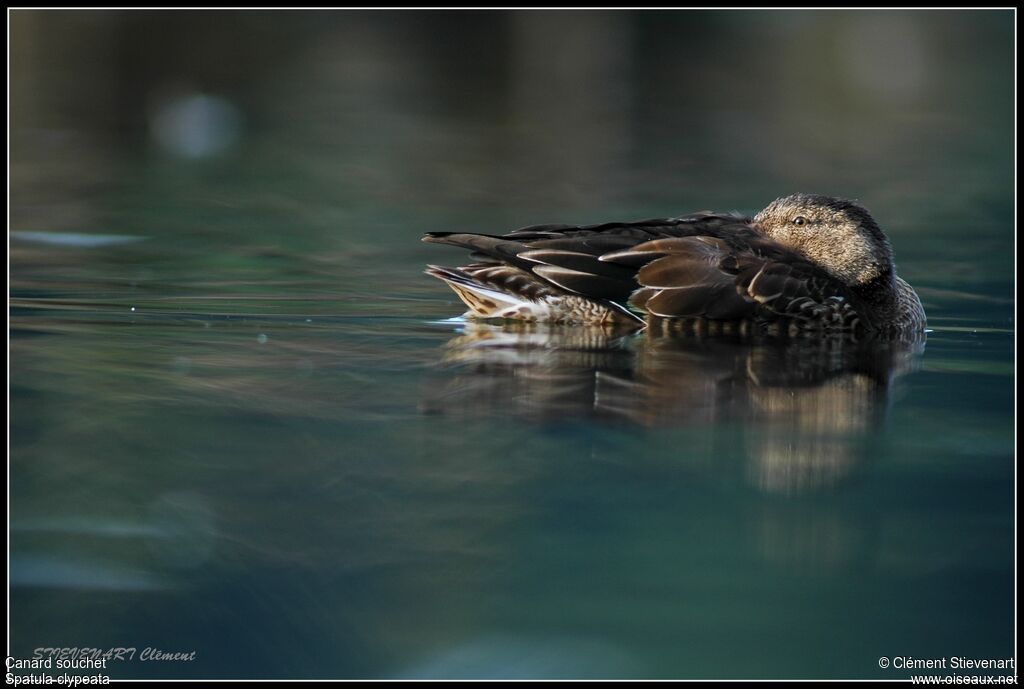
[424,195,925,336]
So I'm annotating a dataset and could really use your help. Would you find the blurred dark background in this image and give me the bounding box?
[10,10,1014,280]
[8,10,1015,680]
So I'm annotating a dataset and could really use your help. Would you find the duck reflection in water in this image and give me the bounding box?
[422,320,924,494]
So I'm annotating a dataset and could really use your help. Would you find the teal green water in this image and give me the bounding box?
[9,10,1014,680]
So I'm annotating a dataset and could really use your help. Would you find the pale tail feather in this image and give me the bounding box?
[425,265,551,320]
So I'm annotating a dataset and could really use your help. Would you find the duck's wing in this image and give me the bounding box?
[423,212,754,304]
[424,213,859,327]
[603,234,860,327]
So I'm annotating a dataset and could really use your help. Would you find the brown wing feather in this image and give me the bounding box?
[628,240,753,318]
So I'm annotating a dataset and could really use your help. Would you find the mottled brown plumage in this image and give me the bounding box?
[423,194,926,336]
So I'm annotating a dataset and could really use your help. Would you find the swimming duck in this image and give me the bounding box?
[423,194,925,336]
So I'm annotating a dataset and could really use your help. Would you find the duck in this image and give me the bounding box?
[423,194,926,336]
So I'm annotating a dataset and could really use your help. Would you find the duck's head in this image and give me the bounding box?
[753,194,894,287]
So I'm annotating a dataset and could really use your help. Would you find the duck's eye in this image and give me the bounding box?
[792,216,808,226]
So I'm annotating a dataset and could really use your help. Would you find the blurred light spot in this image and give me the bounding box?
[257,333,268,344]
[11,555,167,591]
[839,16,929,103]
[12,231,145,247]
[10,517,164,538]
[172,356,192,375]
[150,93,242,158]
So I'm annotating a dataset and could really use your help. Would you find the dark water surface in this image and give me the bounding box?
[9,10,1015,680]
